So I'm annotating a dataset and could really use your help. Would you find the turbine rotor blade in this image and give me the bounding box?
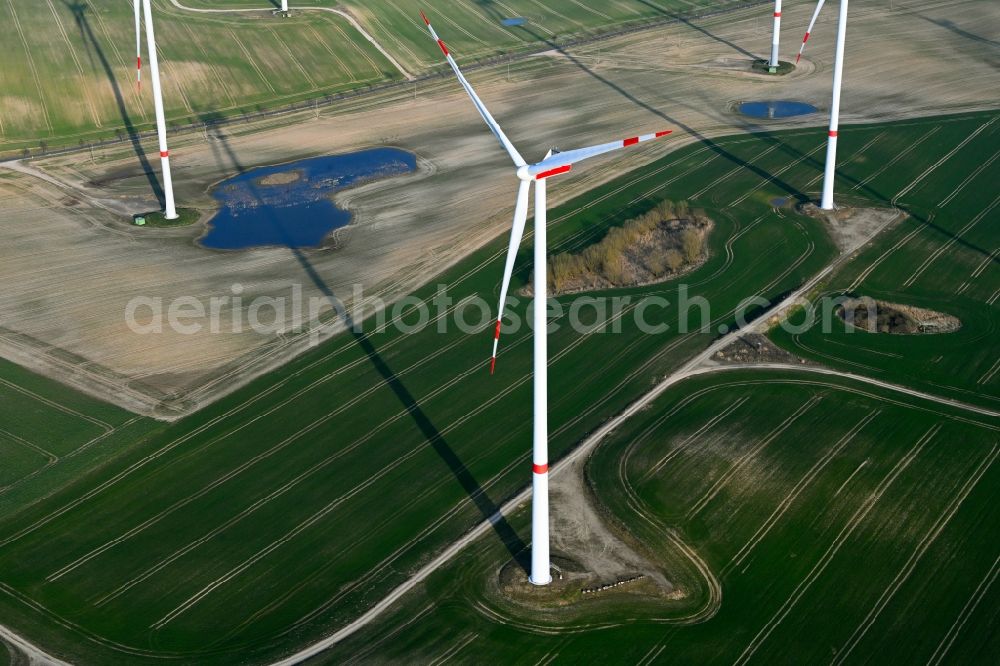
[491,179,532,373]
[420,10,526,168]
[526,130,673,178]
[134,0,142,89]
[797,0,827,63]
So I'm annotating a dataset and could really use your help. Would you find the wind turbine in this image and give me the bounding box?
[421,10,671,586]
[798,0,849,210]
[135,0,178,219]
[769,0,783,72]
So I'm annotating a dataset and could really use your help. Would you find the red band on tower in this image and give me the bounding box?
[828,131,838,137]
[533,463,548,474]
[160,150,169,158]
[774,11,782,17]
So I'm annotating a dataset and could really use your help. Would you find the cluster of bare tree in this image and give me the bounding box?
[545,200,709,293]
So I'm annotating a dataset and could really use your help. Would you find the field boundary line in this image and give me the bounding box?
[0,428,56,464]
[0,623,70,666]
[0,377,112,432]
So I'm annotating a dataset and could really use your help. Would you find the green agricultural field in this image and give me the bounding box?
[0,0,756,152]
[182,0,755,71]
[0,112,996,663]
[318,371,1000,664]
[0,0,397,149]
[769,114,1000,411]
[335,0,753,72]
[0,355,157,512]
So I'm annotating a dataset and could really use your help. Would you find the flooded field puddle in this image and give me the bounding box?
[200,148,416,250]
[739,100,818,119]
[501,18,526,26]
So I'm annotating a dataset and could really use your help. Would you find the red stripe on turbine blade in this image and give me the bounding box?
[655,130,673,138]
[803,31,811,42]
[536,165,571,180]
[828,131,838,137]
[490,357,496,374]
[494,320,502,340]
[796,54,802,64]
[160,150,169,158]
[533,463,548,474]
[420,10,430,25]
[623,136,639,147]
[437,39,449,56]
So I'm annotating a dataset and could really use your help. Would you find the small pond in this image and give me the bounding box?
[199,148,416,250]
[501,17,527,26]
[739,100,818,119]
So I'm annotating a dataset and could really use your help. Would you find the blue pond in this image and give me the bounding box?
[501,17,527,26]
[739,100,818,119]
[199,148,416,250]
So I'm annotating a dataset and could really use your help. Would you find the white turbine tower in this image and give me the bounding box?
[281,0,288,12]
[137,0,178,220]
[769,0,783,72]
[421,11,672,586]
[797,0,849,210]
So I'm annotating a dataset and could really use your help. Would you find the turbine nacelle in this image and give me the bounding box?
[517,163,573,181]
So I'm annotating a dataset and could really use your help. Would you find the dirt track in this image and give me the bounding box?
[1,0,998,417]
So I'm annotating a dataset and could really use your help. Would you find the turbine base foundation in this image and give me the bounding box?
[528,574,553,586]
